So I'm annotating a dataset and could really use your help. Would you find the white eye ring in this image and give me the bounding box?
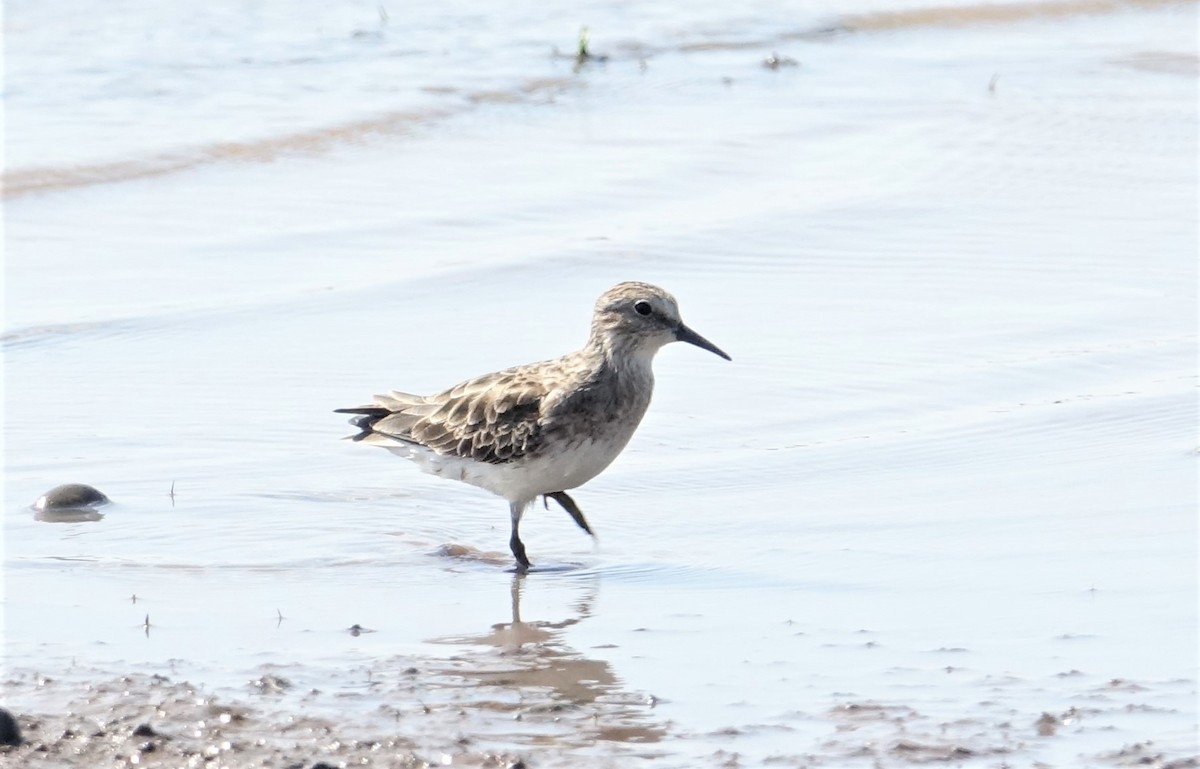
[634,300,652,316]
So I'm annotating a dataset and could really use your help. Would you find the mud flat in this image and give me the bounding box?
[3,659,1196,768]
[4,0,1197,767]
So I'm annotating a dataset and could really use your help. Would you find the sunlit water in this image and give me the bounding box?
[3,0,1197,765]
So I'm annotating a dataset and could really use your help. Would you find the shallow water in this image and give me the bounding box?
[4,0,1198,765]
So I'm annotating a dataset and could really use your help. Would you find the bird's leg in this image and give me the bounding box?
[544,491,594,537]
[509,501,532,570]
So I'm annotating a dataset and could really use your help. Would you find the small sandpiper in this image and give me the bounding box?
[336,281,730,569]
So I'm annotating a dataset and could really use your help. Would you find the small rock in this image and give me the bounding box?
[251,674,292,694]
[1036,712,1059,736]
[33,483,111,511]
[0,708,21,746]
[32,483,110,522]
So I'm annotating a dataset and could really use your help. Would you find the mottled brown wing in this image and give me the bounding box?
[345,367,553,464]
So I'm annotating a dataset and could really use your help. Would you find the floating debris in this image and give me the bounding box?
[762,52,798,70]
[574,26,609,67]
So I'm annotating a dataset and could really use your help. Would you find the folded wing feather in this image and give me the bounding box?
[336,369,551,465]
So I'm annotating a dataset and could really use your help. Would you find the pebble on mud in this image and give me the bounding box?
[251,674,292,694]
[131,724,157,738]
[0,707,22,746]
[1035,712,1059,736]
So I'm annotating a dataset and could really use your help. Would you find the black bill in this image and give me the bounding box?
[675,322,732,361]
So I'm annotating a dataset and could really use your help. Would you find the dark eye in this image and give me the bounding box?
[634,300,653,316]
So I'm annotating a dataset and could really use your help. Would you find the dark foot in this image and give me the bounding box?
[509,531,532,569]
[545,491,594,536]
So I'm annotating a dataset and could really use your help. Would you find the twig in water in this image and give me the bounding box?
[578,26,590,61]
[572,25,608,69]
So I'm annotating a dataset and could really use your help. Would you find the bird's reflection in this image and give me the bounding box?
[429,571,665,744]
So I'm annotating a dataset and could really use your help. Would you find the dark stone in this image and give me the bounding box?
[132,723,157,738]
[0,707,22,746]
[32,483,111,511]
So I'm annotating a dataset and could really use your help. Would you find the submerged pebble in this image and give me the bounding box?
[32,483,110,511]
[31,483,110,522]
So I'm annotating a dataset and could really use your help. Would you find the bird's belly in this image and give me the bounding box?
[530,436,626,490]
[477,435,625,501]
[385,436,626,503]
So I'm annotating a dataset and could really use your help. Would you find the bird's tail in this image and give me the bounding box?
[333,406,391,442]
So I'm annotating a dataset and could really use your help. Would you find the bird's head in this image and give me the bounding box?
[589,282,731,363]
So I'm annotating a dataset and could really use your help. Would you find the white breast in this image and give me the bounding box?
[380,431,631,504]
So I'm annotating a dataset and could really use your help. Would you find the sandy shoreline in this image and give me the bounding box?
[3,652,1196,767]
[5,0,1196,766]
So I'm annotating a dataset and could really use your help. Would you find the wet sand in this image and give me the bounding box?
[3,658,1195,767]
[4,0,1198,766]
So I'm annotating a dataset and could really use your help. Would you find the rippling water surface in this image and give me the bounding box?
[4,0,1197,765]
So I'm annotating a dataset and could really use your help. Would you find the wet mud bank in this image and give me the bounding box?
[3,661,1196,768]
